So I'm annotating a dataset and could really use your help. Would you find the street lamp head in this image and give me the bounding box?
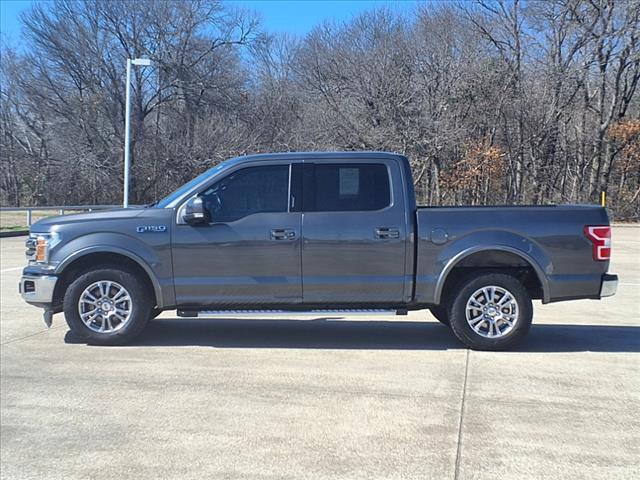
[131,58,152,66]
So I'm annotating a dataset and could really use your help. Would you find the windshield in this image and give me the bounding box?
[154,162,230,208]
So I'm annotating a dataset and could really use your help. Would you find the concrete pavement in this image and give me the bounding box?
[1,227,638,479]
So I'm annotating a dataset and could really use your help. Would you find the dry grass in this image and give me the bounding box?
[0,210,83,230]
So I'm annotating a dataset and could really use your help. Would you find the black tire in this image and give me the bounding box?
[63,266,153,345]
[448,272,533,351]
[429,305,450,326]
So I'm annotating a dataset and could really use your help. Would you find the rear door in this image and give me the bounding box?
[301,159,408,304]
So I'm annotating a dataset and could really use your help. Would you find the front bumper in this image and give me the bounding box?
[19,274,58,305]
[600,273,618,298]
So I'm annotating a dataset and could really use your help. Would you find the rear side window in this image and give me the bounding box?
[201,165,289,222]
[304,163,390,212]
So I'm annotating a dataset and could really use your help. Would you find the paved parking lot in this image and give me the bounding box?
[1,227,639,479]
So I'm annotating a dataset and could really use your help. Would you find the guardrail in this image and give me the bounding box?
[0,205,124,227]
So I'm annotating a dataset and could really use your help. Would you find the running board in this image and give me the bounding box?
[177,308,408,318]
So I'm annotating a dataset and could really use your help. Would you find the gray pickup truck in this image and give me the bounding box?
[19,152,618,350]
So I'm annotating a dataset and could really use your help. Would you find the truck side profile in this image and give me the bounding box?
[19,152,618,350]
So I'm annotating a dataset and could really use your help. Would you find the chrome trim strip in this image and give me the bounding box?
[192,309,398,318]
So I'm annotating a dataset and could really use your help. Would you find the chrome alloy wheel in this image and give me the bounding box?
[78,281,132,333]
[465,286,519,338]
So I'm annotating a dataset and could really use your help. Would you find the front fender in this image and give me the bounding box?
[432,230,552,304]
[52,232,170,308]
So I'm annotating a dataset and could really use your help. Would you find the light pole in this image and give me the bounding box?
[123,58,152,208]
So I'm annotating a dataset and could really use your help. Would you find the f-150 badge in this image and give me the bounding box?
[136,225,167,233]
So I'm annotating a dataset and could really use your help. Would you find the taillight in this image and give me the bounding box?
[584,226,611,261]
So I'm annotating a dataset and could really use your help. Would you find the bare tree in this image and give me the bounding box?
[1,0,638,219]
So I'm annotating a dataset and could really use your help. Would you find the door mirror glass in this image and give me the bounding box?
[183,196,208,225]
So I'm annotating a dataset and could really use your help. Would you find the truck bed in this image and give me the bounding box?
[412,204,610,305]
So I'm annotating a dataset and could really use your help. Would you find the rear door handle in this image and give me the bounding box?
[270,229,296,240]
[375,227,400,239]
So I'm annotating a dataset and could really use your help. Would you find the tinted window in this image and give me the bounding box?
[155,162,231,208]
[201,165,289,222]
[305,163,390,212]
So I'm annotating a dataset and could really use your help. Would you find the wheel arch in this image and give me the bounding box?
[53,247,163,309]
[434,245,550,304]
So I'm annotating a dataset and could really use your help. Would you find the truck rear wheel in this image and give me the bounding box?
[63,266,153,345]
[448,272,532,351]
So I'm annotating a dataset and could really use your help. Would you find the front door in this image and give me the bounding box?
[301,160,408,304]
[171,163,302,307]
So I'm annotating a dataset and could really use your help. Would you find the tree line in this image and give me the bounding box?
[1,0,638,218]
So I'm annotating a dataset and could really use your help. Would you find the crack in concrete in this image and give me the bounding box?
[454,349,470,480]
[1,326,64,346]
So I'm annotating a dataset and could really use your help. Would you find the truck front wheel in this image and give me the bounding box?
[448,272,532,351]
[429,306,450,326]
[63,267,153,345]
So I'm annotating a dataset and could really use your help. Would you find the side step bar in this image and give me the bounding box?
[177,308,409,318]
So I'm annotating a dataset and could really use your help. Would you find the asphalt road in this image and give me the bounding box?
[1,228,639,479]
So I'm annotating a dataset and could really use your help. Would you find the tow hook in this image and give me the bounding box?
[43,309,54,328]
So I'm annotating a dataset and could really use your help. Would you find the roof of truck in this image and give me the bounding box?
[231,151,407,162]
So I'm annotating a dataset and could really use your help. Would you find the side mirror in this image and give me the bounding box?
[183,197,208,225]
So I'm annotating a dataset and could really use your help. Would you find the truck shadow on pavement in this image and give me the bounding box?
[65,318,640,352]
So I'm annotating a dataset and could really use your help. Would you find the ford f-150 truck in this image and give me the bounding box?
[19,152,618,350]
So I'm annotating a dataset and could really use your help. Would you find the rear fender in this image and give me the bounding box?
[434,230,552,304]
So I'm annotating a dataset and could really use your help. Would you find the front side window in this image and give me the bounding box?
[306,163,390,212]
[200,165,289,222]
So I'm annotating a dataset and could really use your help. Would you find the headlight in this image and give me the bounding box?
[26,232,61,264]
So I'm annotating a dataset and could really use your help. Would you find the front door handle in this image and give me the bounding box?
[375,227,400,239]
[270,229,296,240]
